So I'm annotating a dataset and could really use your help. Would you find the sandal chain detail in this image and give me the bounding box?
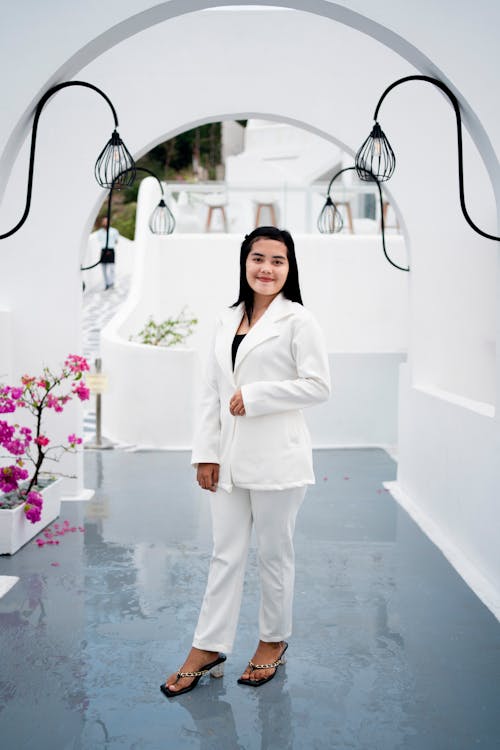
[237,642,289,687]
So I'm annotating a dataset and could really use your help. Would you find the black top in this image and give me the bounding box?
[232,333,246,370]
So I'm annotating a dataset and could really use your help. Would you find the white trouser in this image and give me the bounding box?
[192,484,307,654]
[102,262,115,287]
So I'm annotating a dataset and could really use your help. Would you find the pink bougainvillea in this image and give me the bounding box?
[0,354,89,522]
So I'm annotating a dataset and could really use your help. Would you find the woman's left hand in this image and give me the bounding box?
[229,389,246,416]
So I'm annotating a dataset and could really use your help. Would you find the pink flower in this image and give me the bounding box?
[0,397,16,413]
[65,354,90,374]
[51,562,60,567]
[25,505,42,523]
[0,465,29,492]
[46,394,63,412]
[21,375,35,386]
[27,490,43,508]
[10,387,23,400]
[72,383,90,401]
[68,433,83,446]
[34,435,50,447]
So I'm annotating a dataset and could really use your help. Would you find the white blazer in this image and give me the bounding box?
[191,291,331,492]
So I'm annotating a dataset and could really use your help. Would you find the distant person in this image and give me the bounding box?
[96,216,119,290]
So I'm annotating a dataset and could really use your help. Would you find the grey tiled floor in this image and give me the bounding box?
[0,448,499,749]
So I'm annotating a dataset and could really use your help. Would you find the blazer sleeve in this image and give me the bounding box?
[190,327,221,467]
[240,314,331,417]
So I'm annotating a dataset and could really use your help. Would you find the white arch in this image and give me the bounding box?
[1,0,498,218]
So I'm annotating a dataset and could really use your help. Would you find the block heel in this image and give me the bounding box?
[161,653,227,698]
[210,662,225,678]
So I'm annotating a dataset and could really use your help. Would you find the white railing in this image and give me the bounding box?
[161,181,400,234]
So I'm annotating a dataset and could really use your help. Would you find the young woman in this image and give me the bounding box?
[161,226,330,697]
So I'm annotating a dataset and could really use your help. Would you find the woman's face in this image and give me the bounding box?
[245,238,289,299]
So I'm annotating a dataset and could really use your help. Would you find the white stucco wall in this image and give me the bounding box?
[0,3,499,615]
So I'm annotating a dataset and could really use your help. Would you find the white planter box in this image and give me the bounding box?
[0,479,62,555]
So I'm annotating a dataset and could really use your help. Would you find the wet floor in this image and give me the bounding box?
[1,448,499,749]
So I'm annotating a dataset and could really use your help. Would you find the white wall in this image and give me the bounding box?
[221,120,245,162]
[0,3,499,614]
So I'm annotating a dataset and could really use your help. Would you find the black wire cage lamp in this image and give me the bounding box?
[355,75,499,242]
[80,167,175,272]
[0,80,135,241]
[317,195,344,234]
[317,165,409,272]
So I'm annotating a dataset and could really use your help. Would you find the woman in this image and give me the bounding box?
[161,226,330,697]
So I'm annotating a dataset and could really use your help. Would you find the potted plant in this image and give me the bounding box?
[129,309,198,347]
[0,354,90,554]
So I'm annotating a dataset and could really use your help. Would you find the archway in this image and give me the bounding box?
[1,4,498,614]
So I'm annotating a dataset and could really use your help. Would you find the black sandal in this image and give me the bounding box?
[160,653,226,698]
[237,642,288,687]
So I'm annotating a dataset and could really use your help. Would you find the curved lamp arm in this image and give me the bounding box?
[358,75,499,242]
[324,166,409,272]
[80,167,169,271]
[0,81,130,241]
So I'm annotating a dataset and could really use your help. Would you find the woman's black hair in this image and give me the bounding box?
[230,226,303,324]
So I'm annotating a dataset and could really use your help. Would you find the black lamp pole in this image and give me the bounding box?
[80,166,175,272]
[318,166,409,272]
[355,75,500,242]
[0,80,135,241]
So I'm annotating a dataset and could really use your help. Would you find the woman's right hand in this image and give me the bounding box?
[196,463,220,492]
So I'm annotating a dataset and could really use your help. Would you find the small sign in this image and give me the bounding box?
[86,373,108,394]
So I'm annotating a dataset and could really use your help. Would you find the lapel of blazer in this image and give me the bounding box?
[215,304,244,386]
[215,292,296,385]
[235,292,297,376]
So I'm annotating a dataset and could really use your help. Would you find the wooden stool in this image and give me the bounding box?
[381,201,400,232]
[204,194,228,232]
[205,204,228,232]
[336,201,354,233]
[254,201,277,228]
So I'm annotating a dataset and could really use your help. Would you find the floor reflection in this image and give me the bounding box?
[0,448,499,749]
